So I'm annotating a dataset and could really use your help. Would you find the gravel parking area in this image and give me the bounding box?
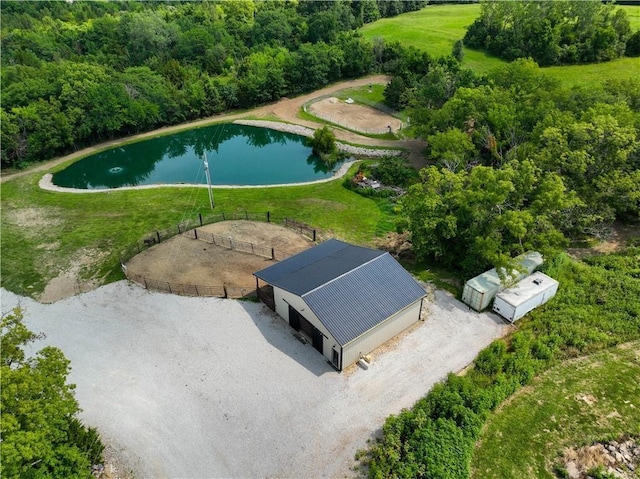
[1,282,509,478]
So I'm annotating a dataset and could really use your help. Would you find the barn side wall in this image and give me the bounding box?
[273,287,341,367]
[342,300,423,370]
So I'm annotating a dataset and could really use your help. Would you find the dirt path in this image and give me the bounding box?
[1,75,426,184]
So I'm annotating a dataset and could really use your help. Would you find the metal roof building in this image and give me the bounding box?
[462,251,544,311]
[254,239,427,371]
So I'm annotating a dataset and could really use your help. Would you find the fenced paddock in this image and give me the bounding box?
[304,95,404,135]
[121,212,317,298]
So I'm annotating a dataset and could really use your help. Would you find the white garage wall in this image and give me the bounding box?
[273,287,341,365]
[342,300,423,370]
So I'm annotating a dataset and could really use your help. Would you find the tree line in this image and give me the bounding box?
[387,57,639,278]
[0,0,428,168]
[464,0,639,65]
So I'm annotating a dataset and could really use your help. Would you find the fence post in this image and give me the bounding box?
[313,229,316,242]
[194,284,199,296]
[267,211,270,223]
[223,285,228,298]
[222,212,226,221]
[199,213,203,226]
[271,248,275,260]
[156,231,161,243]
[194,228,198,240]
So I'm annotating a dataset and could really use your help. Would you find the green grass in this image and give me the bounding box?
[361,4,480,58]
[0,165,398,298]
[622,5,640,31]
[333,84,387,104]
[360,4,640,86]
[471,341,640,479]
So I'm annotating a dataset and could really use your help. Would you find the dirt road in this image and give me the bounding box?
[1,75,426,183]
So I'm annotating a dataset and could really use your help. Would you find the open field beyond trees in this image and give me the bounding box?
[471,341,640,479]
[360,4,640,85]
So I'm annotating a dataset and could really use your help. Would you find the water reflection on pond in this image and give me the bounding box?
[53,124,340,189]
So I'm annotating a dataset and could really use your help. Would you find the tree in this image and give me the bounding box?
[310,125,336,156]
[464,0,631,66]
[427,128,476,172]
[400,162,574,276]
[534,111,640,220]
[1,308,104,479]
[452,39,464,63]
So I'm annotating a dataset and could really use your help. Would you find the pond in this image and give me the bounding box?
[52,124,341,189]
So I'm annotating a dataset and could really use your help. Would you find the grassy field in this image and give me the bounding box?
[361,4,504,73]
[0,167,397,298]
[361,4,640,85]
[471,341,640,479]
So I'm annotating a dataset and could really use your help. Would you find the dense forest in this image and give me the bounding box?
[390,57,639,276]
[0,0,428,168]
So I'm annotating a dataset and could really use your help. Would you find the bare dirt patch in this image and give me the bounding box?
[39,247,108,304]
[4,206,63,231]
[125,220,314,293]
[567,221,640,259]
[308,96,403,134]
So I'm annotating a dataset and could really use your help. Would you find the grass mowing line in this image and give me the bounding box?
[0,166,397,298]
[471,341,640,479]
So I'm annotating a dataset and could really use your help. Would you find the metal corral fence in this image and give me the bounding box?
[183,228,296,262]
[120,211,318,298]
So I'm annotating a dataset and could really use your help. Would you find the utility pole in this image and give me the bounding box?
[203,152,214,210]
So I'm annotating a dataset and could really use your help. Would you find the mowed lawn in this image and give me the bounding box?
[471,342,640,479]
[0,168,396,298]
[361,4,640,85]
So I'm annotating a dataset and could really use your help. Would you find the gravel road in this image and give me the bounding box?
[1,282,509,478]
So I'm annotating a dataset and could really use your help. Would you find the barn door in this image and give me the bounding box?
[288,305,300,331]
[312,327,323,354]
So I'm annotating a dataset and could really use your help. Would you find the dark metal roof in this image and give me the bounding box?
[254,239,426,345]
[253,239,385,296]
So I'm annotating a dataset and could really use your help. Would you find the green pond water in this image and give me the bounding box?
[53,124,343,189]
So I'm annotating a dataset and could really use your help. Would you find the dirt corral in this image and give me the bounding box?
[307,97,403,134]
[124,220,314,297]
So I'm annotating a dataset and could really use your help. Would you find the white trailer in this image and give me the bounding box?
[492,272,559,322]
[462,251,543,311]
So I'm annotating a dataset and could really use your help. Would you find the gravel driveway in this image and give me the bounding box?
[1,282,508,478]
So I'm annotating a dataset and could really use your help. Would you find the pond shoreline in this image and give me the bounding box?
[38,160,358,194]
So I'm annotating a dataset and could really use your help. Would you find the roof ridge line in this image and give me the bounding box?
[301,252,388,299]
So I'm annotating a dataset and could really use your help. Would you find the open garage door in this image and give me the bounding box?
[288,306,323,354]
